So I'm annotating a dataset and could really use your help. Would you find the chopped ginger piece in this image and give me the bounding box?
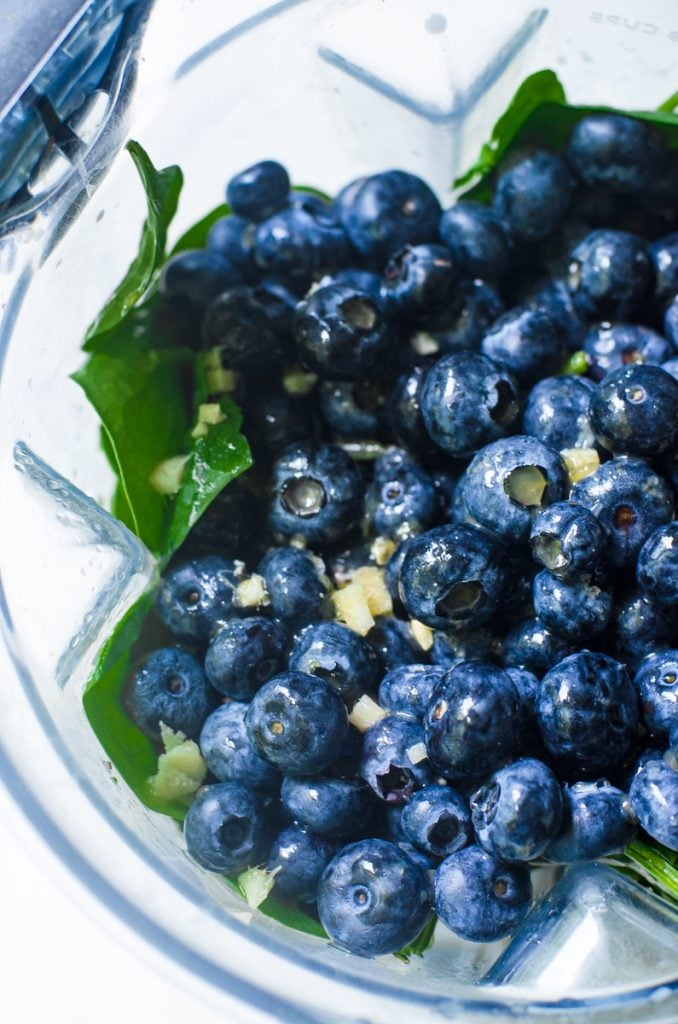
[234,574,270,609]
[410,619,434,651]
[238,866,280,909]
[370,536,396,566]
[283,369,318,396]
[561,447,600,485]
[197,402,226,426]
[333,582,375,635]
[406,741,428,765]
[149,454,189,495]
[207,367,236,394]
[349,695,387,732]
[148,724,206,803]
[352,567,393,617]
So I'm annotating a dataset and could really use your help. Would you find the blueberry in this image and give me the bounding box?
[492,152,574,244]
[378,664,445,722]
[471,758,562,864]
[155,555,242,643]
[254,205,349,293]
[384,538,415,609]
[438,200,510,280]
[124,648,214,742]
[532,568,613,641]
[649,232,678,306]
[158,250,242,322]
[463,436,567,543]
[399,524,512,632]
[664,296,678,347]
[434,845,532,943]
[179,485,262,563]
[582,323,674,382]
[257,546,329,629]
[245,671,348,775]
[294,284,390,381]
[266,826,337,903]
[430,628,499,670]
[202,285,293,376]
[226,160,290,221]
[366,617,420,670]
[567,230,653,321]
[523,376,596,451]
[321,268,383,301]
[505,668,540,726]
[425,662,522,780]
[319,379,386,439]
[184,781,268,873]
[502,617,574,678]
[629,753,678,851]
[545,779,637,862]
[570,457,674,569]
[380,243,459,322]
[364,449,440,540]
[401,784,472,858]
[199,702,279,793]
[532,501,606,581]
[207,214,256,278]
[529,278,587,352]
[426,279,505,354]
[360,715,432,804]
[204,617,288,700]
[566,114,668,195]
[537,651,638,773]
[481,306,566,385]
[610,591,676,672]
[317,838,432,957]
[281,776,374,838]
[269,442,363,546]
[335,170,441,268]
[243,389,316,462]
[637,523,678,607]
[635,650,678,741]
[387,362,437,457]
[590,364,678,457]
[420,352,520,458]
[289,621,381,703]
[662,356,678,381]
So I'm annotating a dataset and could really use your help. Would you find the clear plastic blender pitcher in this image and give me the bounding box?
[0,2,677,1021]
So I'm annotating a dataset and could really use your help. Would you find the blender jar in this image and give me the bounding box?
[0,1,677,1021]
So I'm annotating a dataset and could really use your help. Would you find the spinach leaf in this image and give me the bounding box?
[394,917,437,962]
[170,203,230,255]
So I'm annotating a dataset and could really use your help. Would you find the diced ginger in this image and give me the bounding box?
[406,741,428,765]
[283,369,318,396]
[197,402,226,426]
[352,567,393,617]
[234,574,270,609]
[205,347,223,370]
[332,582,375,636]
[191,421,209,439]
[148,724,206,803]
[207,367,236,394]
[370,536,397,566]
[149,454,189,495]
[410,619,434,651]
[238,866,280,909]
[348,695,387,732]
[561,447,600,485]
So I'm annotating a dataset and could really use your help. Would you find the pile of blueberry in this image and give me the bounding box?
[125,112,678,959]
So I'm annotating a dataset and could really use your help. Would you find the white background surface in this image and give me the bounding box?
[0,780,228,1024]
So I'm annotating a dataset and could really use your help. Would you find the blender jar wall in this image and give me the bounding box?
[0,2,677,1021]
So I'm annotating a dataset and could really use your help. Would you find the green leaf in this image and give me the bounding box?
[394,916,437,962]
[85,143,183,342]
[621,839,678,905]
[170,203,230,255]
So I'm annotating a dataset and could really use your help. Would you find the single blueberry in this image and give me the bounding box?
[537,651,639,773]
[360,715,433,804]
[532,568,613,641]
[439,200,510,280]
[378,664,445,722]
[566,114,668,194]
[567,230,653,321]
[320,268,383,302]
[380,243,460,323]
[637,523,678,607]
[184,781,268,873]
[204,617,288,700]
[179,485,262,564]
[401,784,472,858]
[269,442,363,546]
[319,379,387,439]
[662,356,678,381]
[505,668,540,727]
[529,278,587,352]
[335,170,441,267]
[245,671,348,775]
[384,537,415,609]
[125,648,214,742]
[430,627,500,670]
[266,826,337,903]
[158,249,242,322]
[242,389,316,462]
[502,617,574,678]
[582,323,674,382]
[202,284,293,376]
[570,456,674,569]
[226,160,290,221]
[387,362,438,458]
[281,776,374,838]
[481,306,566,385]
[471,758,562,863]
[665,296,678,347]
[545,779,637,862]
[649,232,678,306]
[254,204,349,293]
[629,754,678,852]
[295,283,390,381]
[207,214,256,278]
[155,555,242,644]
[610,591,676,672]
[425,662,522,780]
[425,279,505,355]
[257,546,329,629]
[420,352,520,458]
[463,436,567,543]
[590,364,678,457]
[435,845,532,942]
[399,524,512,632]
[523,376,596,451]
[317,838,433,957]
[289,620,381,703]
[199,702,279,793]
[492,151,574,244]
[366,617,421,670]
[364,449,440,540]
[634,651,678,741]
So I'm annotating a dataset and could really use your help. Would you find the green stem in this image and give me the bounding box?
[620,840,678,903]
